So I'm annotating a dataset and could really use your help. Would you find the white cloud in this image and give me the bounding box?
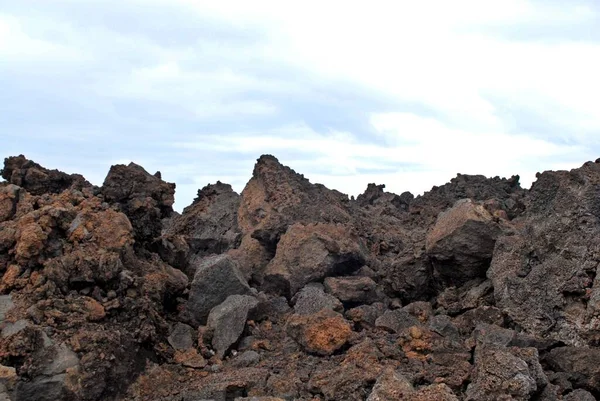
[1,0,599,211]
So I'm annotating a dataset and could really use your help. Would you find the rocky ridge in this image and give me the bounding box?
[0,154,599,400]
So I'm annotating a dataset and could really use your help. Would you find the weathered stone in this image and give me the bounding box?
[324,276,378,305]
[368,368,459,401]
[564,389,596,401]
[167,323,194,351]
[546,347,600,393]
[14,374,71,401]
[187,254,252,325]
[286,309,353,356]
[229,350,260,368]
[263,222,366,297]
[375,309,420,333]
[207,295,259,358]
[346,302,386,328]
[426,199,501,286]
[292,283,343,315]
[166,182,241,257]
[0,295,14,323]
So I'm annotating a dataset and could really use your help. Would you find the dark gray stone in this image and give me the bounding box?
[0,295,14,323]
[188,254,252,325]
[168,322,195,351]
[15,374,69,401]
[292,284,343,315]
[323,276,378,305]
[230,350,260,368]
[207,295,259,358]
[374,309,420,333]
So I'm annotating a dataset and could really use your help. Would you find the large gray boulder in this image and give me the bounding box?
[187,254,253,325]
[207,295,259,358]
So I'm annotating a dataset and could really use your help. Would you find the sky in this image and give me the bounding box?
[1,0,599,211]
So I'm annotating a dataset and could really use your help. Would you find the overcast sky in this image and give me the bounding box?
[1,1,599,210]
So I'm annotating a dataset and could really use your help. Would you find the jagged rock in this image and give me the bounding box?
[0,184,20,222]
[14,374,73,401]
[292,283,343,315]
[167,323,194,351]
[375,309,420,333]
[564,389,596,401]
[324,276,379,305]
[101,162,175,243]
[235,398,285,401]
[248,294,291,322]
[263,222,366,297]
[286,309,353,355]
[489,161,600,343]
[426,199,502,286]
[179,368,269,401]
[207,295,259,358]
[346,302,386,328]
[367,368,459,401]
[229,350,260,368]
[238,155,352,248]
[187,254,253,325]
[166,182,241,257]
[2,155,90,196]
[0,295,14,323]
[546,347,600,393]
[308,339,384,400]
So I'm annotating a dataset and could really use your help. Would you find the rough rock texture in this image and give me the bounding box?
[3,154,600,401]
[263,222,366,297]
[166,181,241,257]
[186,254,252,325]
[207,295,259,358]
[286,309,353,355]
[427,199,502,286]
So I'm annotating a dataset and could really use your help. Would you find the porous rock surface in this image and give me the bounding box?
[1,153,599,400]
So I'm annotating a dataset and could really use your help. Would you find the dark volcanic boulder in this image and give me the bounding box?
[324,276,379,306]
[207,295,259,358]
[262,222,366,297]
[166,181,241,256]
[101,162,175,243]
[187,254,253,325]
[292,283,343,315]
[488,161,600,343]
[2,155,91,196]
[426,199,502,287]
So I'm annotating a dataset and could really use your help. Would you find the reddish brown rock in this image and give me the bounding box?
[286,309,353,356]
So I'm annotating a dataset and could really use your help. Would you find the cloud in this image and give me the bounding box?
[0,0,598,211]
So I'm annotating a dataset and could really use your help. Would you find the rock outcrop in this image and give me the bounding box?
[1,153,600,401]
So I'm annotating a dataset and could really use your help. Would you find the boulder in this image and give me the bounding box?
[166,182,241,257]
[101,162,175,243]
[426,199,501,286]
[167,323,194,351]
[263,223,366,297]
[286,309,353,356]
[292,284,343,315]
[207,295,259,358]
[187,254,253,325]
[546,347,600,393]
[324,276,378,305]
[375,309,420,334]
[2,155,90,196]
[367,368,459,401]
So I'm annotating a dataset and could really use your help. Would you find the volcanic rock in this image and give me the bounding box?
[292,283,343,315]
[263,222,366,297]
[207,294,259,358]
[426,199,502,286]
[286,309,353,355]
[187,254,253,324]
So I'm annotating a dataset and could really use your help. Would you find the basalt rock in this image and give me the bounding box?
[3,154,600,401]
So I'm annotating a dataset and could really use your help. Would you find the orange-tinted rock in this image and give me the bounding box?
[286,309,352,356]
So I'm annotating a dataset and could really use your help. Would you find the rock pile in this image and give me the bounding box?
[1,153,599,400]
